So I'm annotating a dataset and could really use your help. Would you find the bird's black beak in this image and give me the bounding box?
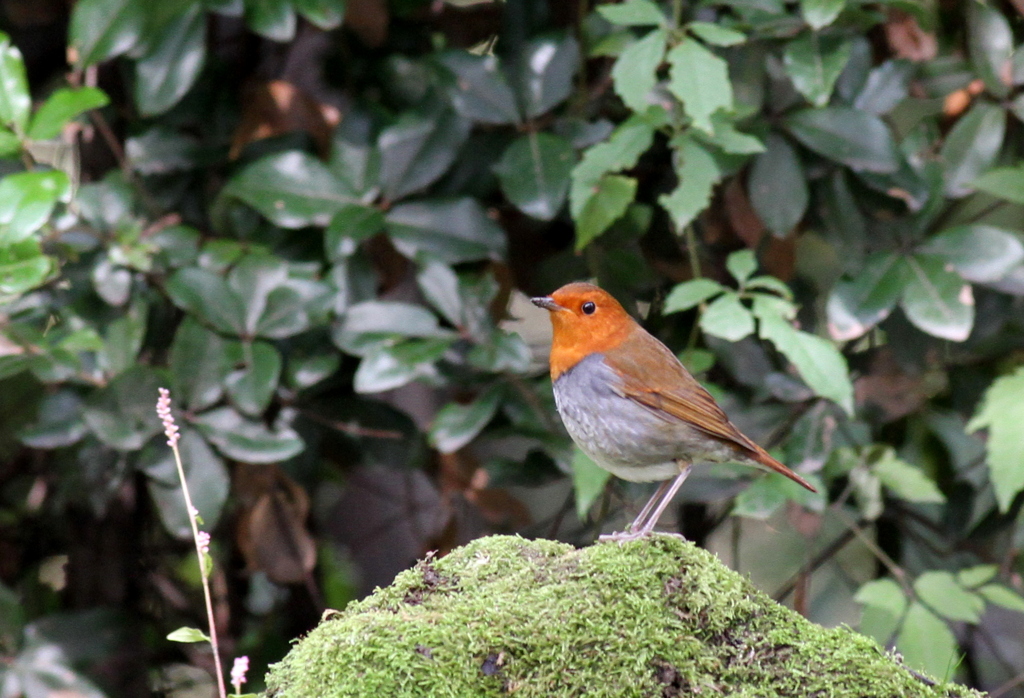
[531,296,563,312]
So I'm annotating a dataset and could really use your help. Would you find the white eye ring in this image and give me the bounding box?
[582,301,596,315]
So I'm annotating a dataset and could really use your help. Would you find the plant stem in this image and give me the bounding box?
[171,443,227,698]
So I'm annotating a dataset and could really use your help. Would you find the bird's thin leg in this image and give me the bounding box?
[626,478,674,533]
[599,462,693,542]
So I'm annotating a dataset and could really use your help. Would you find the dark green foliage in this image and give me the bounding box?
[1,0,1024,695]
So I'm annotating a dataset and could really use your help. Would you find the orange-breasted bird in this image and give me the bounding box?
[532,282,816,541]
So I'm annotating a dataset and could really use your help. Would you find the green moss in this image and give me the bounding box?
[264,535,981,698]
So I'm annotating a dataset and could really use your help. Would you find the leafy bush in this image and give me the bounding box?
[1,0,1024,694]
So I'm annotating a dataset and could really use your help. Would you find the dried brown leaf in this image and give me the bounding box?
[229,80,341,160]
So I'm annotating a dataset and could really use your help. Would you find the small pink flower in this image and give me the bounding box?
[156,388,180,447]
[196,531,210,555]
[231,655,250,692]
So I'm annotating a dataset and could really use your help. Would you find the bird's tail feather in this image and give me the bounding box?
[750,445,816,492]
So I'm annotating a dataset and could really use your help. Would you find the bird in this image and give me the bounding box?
[532,282,816,541]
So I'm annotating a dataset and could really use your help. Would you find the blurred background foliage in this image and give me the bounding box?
[1,0,1024,694]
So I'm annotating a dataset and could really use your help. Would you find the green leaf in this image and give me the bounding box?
[141,428,229,538]
[324,204,385,261]
[785,106,900,173]
[853,60,912,116]
[0,238,53,300]
[896,602,958,678]
[978,584,1024,613]
[800,0,845,29]
[518,34,580,119]
[570,113,657,219]
[378,109,471,200]
[663,278,726,313]
[193,406,304,463]
[244,0,296,41]
[352,339,449,393]
[733,471,824,520]
[287,353,339,390]
[467,330,532,373]
[0,34,30,132]
[101,299,148,376]
[494,132,575,221]
[575,174,637,250]
[0,170,72,242]
[701,115,764,154]
[440,52,520,125]
[957,565,998,589]
[687,22,746,47]
[170,318,229,412]
[667,38,733,134]
[611,29,667,113]
[658,137,720,230]
[827,252,909,340]
[914,571,984,623]
[82,366,164,451]
[678,348,715,374]
[225,341,282,416]
[783,33,851,107]
[596,0,666,26]
[429,385,503,454]
[167,627,210,643]
[700,293,754,342]
[293,0,345,29]
[386,198,507,263]
[755,308,854,414]
[223,151,354,228]
[967,2,1013,98]
[328,132,379,197]
[134,5,207,116]
[414,257,464,329]
[228,255,314,339]
[919,225,1024,283]
[967,366,1024,511]
[726,249,757,285]
[334,300,450,355]
[19,391,87,449]
[940,101,1006,198]
[748,133,807,238]
[972,165,1024,205]
[745,275,793,299]
[854,578,906,645]
[872,451,945,503]
[165,267,247,336]
[900,255,974,342]
[69,0,146,66]
[0,127,20,156]
[27,87,109,141]
[571,448,610,520]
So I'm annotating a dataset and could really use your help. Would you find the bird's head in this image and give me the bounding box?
[531,282,637,379]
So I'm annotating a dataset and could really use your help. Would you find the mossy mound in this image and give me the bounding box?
[264,535,980,698]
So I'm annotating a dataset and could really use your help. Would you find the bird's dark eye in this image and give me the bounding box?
[581,301,596,315]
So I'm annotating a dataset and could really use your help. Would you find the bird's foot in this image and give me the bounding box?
[598,528,686,543]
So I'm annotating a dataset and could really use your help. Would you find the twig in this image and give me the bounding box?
[773,528,857,601]
[300,410,404,439]
[833,506,913,597]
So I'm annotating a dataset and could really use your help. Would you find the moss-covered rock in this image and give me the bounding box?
[264,535,981,697]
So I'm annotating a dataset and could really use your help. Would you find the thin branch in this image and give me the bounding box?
[773,528,857,601]
[833,506,913,596]
[300,410,404,439]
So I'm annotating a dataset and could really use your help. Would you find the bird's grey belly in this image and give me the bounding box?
[552,354,738,482]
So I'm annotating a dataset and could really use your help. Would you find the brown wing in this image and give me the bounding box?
[606,330,816,492]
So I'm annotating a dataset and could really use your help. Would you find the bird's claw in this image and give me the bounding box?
[598,527,688,543]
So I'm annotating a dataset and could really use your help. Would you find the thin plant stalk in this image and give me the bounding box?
[158,388,227,698]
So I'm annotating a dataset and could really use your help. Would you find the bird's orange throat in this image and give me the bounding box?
[547,312,634,381]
